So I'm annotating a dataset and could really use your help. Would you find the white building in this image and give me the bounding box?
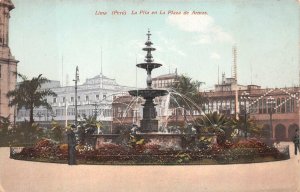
[16,74,133,129]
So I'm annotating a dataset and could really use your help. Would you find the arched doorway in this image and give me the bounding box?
[262,124,271,138]
[275,124,286,141]
[288,124,299,141]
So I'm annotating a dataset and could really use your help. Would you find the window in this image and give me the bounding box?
[78,96,80,101]
[286,99,291,113]
[71,97,74,102]
[281,98,285,113]
[103,94,106,100]
[63,97,66,103]
[291,99,295,112]
[96,95,99,100]
[259,100,262,114]
[263,99,267,114]
[86,95,89,101]
[253,100,258,114]
[277,98,281,113]
[53,98,57,103]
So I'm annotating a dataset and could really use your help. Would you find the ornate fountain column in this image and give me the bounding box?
[129,30,168,132]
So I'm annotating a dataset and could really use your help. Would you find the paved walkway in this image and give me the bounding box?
[0,142,299,192]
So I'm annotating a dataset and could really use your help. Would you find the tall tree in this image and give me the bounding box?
[169,75,206,122]
[7,73,57,126]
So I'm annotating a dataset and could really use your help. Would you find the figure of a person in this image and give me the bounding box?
[293,129,300,155]
[67,128,77,165]
[131,124,138,135]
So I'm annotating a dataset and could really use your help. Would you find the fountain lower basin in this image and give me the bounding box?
[94,133,201,150]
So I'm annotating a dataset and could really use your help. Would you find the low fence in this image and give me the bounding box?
[9,143,35,159]
[275,144,290,158]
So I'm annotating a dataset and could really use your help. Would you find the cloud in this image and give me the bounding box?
[167,14,234,44]
[210,52,221,60]
[155,32,186,56]
[169,45,186,56]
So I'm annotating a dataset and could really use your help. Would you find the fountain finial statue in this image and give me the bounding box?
[147,29,151,40]
[128,30,168,132]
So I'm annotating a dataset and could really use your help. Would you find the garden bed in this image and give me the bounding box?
[10,138,290,165]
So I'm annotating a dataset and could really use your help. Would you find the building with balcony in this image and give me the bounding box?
[152,71,177,89]
[204,78,299,141]
[16,74,133,131]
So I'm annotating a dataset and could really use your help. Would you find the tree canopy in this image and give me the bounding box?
[168,74,206,122]
[7,73,57,125]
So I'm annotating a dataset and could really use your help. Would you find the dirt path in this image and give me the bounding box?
[0,142,299,192]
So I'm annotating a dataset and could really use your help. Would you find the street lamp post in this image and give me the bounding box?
[65,102,69,127]
[267,96,276,139]
[91,102,99,119]
[241,92,250,139]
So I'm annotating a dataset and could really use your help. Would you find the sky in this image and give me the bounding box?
[9,0,299,90]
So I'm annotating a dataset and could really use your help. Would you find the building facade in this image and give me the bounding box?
[113,72,300,141]
[204,75,299,141]
[16,74,133,131]
[152,72,177,89]
[0,0,18,121]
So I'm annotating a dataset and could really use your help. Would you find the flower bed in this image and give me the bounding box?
[10,137,290,165]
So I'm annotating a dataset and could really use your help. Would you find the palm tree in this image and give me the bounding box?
[196,112,234,146]
[7,73,57,126]
[50,120,64,142]
[230,115,263,138]
[77,114,103,145]
[196,112,231,132]
[169,75,206,122]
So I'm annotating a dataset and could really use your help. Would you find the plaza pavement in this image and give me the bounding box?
[0,142,299,192]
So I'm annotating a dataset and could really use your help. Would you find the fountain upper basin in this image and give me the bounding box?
[128,89,168,98]
[136,63,162,70]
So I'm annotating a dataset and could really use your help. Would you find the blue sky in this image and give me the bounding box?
[9,0,299,90]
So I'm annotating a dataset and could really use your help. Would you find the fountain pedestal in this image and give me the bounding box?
[140,97,158,132]
[129,88,168,132]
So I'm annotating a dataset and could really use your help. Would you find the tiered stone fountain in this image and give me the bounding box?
[128,30,168,132]
[95,30,187,150]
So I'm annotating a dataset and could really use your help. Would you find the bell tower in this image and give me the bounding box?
[0,0,18,121]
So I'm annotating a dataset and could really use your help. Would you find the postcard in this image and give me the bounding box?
[0,0,299,191]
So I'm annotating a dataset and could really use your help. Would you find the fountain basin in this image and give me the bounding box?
[93,133,204,150]
[136,63,162,70]
[128,89,168,98]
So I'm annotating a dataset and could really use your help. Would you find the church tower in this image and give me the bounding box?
[0,0,18,120]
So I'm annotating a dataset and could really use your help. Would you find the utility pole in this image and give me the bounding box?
[267,96,276,139]
[241,92,250,139]
[73,66,79,128]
